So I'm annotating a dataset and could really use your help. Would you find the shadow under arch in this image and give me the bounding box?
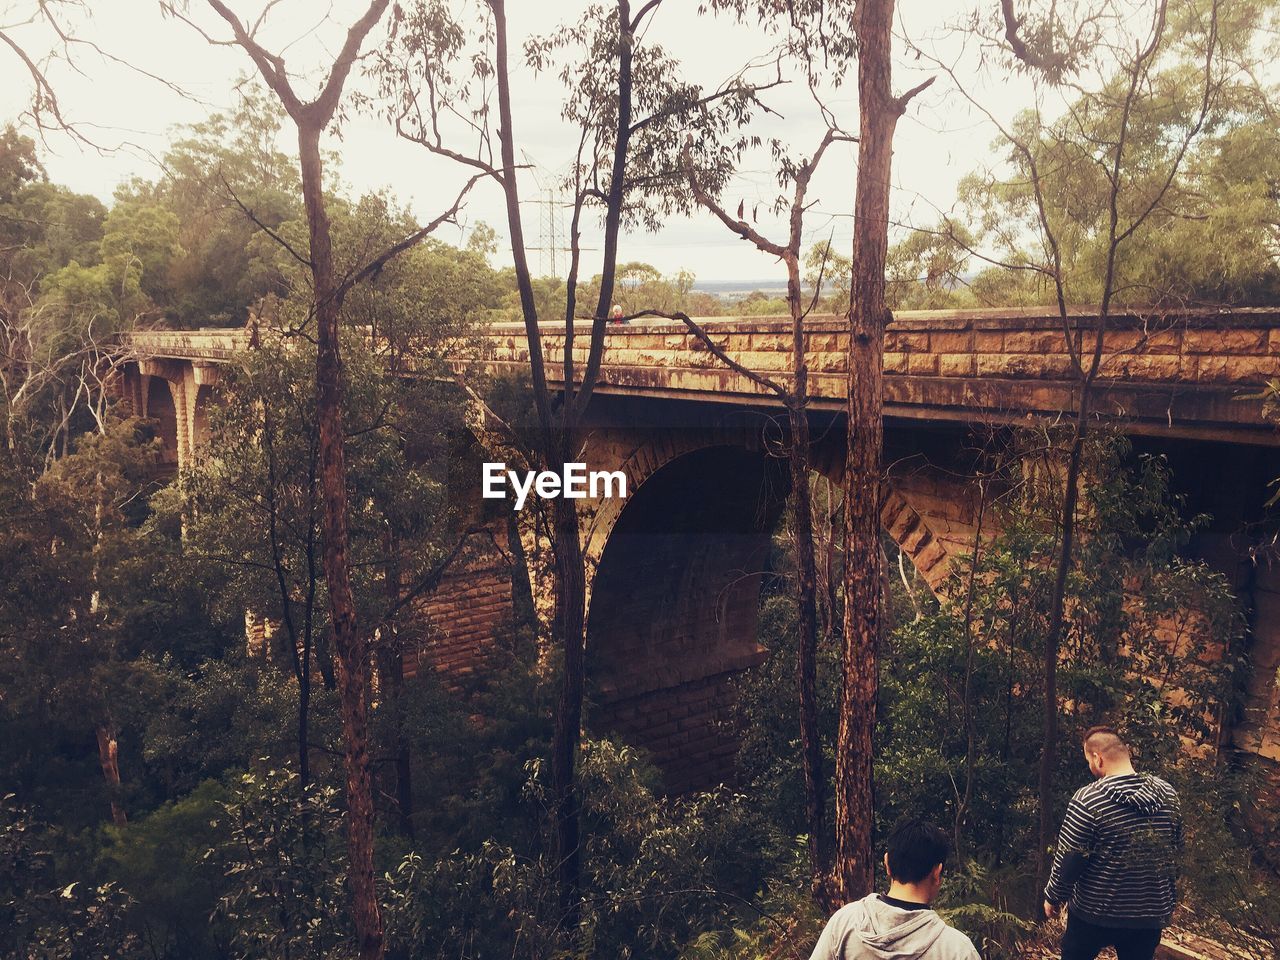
[585,444,790,793]
[145,376,178,469]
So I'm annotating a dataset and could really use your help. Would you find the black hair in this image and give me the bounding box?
[885,819,951,884]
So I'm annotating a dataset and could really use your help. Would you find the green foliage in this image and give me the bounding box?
[1174,759,1280,955]
[138,657,310,800]
[878,433,1243,907]
[805,240,851,315]
[951,0,1280,307]
[0,796,145,960]
[211,769,355,960]
[0,413,235,828]
[383,738,801,960]
[931,859,1035,959]
[93,780,234,958]
[806,233,976,314]
[115,91,301,328]
[731,591,841,843]
[735,430,1254,953]
[6,11,1280,958]
[586,262,696,315]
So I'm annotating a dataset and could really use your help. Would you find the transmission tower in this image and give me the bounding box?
[523,154,573,278]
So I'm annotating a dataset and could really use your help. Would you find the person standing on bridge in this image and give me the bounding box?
[808,819,980,960]
[1044,725,1183,960]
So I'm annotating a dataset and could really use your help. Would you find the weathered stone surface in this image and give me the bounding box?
[885,331,930,353]
[938,353,976,377]
[975,352,1074,379]
[118,306,1280,791]
[908,352,940,376]
[1003,330,1063,354]
[1182,328,1269,354]
[1195,354,1280,383]
[124,306,1280,447]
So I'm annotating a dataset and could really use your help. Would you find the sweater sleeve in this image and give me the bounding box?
[1044,792,1096,906]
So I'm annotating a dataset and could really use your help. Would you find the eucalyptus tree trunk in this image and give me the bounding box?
[200,3,396,952]
[486,0,635,923]
[784,263,829,897]
[95,722,127,827]
[835,0,930,901]
[379,526,415,841]
[297,121,384,960]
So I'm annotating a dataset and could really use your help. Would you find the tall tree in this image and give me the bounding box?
[637,124,851,900]
[385,0,763,920]
[834,0,932,901]
[166,3,476,955]
[923,0,1226,892]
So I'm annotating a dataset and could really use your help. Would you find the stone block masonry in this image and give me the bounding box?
[593,671,747,794]
[118,306,1280,798]
[476,307,1280,445]
[404,527,516,690]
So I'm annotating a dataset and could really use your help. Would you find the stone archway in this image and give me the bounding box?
[585,443,790,793]
[145,376,179,468]
[572,410,977,792]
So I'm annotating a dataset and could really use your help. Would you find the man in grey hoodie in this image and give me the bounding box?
[808,820,981,960]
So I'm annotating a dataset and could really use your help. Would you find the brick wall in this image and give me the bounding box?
[404,525,516,688]
[593,671,746,794]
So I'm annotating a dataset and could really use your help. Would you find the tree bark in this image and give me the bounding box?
[791,394,830,897]
[95,722,127,827]
[785,252,829,899]
[379,526,414,841]
[297,120,384,960]
[486,0,635,926]
[486,0,580,916]
[677,125,840,898]
[550,490,587,919]
[1036,333,1097,887]
[197,2,474,953]
[835,0,928,902]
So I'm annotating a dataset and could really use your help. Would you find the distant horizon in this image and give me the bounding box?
[690,279,790,294]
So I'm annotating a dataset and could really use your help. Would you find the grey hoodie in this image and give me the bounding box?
[808,894,980,960]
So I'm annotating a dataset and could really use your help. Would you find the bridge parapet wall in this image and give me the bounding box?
[123,307,1280,443]
[477,309,1280,442]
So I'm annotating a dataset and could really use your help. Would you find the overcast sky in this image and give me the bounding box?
[1,0,1039,283]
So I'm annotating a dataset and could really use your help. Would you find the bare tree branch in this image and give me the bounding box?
[332,171,484,304]
[219,171,313,269]
[607,309,789,399]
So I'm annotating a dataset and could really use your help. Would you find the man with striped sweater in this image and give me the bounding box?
[1043,725,1183,960]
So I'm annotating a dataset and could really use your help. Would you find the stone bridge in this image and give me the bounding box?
[118,308,1280,795]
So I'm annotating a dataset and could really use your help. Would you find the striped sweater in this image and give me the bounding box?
[1044,773,1183,929]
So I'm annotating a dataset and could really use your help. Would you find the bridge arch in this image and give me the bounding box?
[585,443,788,792]
[145,375,179,469]
[579,416,964,791]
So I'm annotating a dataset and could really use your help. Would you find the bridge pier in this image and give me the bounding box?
[121,358,220,473]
